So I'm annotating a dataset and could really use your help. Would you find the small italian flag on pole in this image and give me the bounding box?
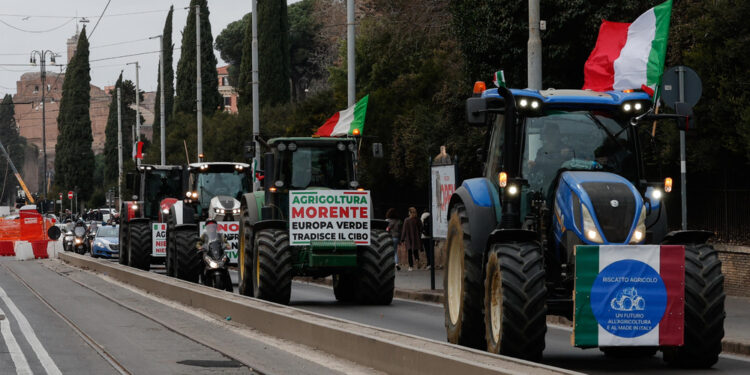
[314,95,369,137]
[582,0,672,95]
[574,245,684,347]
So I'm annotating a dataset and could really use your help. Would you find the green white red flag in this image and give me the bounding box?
[574,245,684,347]
[582,0,672,95]
[314,95,368,137]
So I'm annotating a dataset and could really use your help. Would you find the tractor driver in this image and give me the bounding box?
[530,123,573,193]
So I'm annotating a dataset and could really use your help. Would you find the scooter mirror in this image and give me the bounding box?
[47,225,61,240]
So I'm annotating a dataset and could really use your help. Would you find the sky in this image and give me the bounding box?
[0,1,301,97]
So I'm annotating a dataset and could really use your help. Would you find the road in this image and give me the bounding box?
[0,258,376,375]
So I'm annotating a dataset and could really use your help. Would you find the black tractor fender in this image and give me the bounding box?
[448,183,498,260]
[661,230,714,245]
[252,220,288,233]
[486,228,540,248]
[127,217,151,226]
[169,201,197,226]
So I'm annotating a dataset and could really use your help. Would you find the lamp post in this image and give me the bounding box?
[149,35,166,166]
[30,49,58,199]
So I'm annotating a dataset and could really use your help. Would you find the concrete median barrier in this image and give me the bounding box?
[59,252,579,375]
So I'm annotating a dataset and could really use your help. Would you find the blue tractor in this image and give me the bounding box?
[443,84,725,368]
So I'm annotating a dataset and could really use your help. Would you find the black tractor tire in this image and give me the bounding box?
[662,243,725,369]
[119,221,129,265]
[165,217,176,277]
[333,273,357,303]
[127,221,151,271]
[483,241,547,361]
[352,229,395,305]
[444,202,486,349]
[238,207,254,296]
[173,228,201,283]
[253,229,293,305]
[600,347,658,358]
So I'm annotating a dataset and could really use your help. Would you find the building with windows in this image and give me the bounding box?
[217,65,238,113]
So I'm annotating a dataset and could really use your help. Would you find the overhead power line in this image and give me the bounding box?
[88,0,113,40]
[0,9,173,20]
[0,17,75,33]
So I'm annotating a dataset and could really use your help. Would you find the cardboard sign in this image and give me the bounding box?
[289,190,370,246]
[430,164,456,239]
[199,221,240,264]
[152,223,167,256]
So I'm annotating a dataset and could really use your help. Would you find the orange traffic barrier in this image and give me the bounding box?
[0,241,14,256]
[30,240,49,259]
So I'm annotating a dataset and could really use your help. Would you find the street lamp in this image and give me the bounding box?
[29,49,59,199]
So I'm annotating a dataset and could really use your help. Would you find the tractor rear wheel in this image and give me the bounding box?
[483,241,547,361]
[119,221,129,265]
[333,273,357,302]
[352,229,395,305]
[662,243,725,368]
[238,207,254,296]
[253,229,293,304]
[128,221,151,271]
[444,202,485,349]
[174,228,201,283]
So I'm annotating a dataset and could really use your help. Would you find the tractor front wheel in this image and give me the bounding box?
[352,229,395,305]
[253,229,293,304]
[128,221,151,271]
[483,241,547,361]
[662,243,725,368]
[238,207,254,296]
[118,221,129,265]
[174,228,201,283]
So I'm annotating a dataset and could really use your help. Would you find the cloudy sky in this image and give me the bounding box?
[0,1,300,97]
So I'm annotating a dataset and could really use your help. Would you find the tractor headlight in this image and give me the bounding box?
[288,142,297,151]
[337,142,346,151]
[650,188,663,200]
[516,97,542,113]
[277,143,287,151]
[507,185,519,196]
[162,208,170,215]
[232,208,240,215]
[132,204,138,210]
[581,205,604,243]
[630,205,647,244]
[347,142,356,151]
[214,208,226,214]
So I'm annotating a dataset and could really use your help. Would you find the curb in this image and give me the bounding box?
[301,278,750,358]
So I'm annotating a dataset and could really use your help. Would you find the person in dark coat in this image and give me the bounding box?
[400,207,422,271]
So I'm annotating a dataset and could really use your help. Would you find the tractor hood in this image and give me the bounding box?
[554,171,645,245]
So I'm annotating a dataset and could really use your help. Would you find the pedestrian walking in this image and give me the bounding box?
[386,208,402,270]
[400,207,422,271]
[420,210,433,270]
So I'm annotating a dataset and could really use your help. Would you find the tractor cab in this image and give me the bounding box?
[126,164,184,221]
[263,137,359,220]
[184,162,252,221]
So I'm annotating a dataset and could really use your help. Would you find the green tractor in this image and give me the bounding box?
[237,137,395,305]
[443,85,724,368]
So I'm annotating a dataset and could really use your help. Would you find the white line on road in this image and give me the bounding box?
[0,285,62,375]
[0,308,32,375]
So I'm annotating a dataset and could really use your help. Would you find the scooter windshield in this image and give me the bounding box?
[65,222,75,232]
[208,240,225,260]
[74,226,85,237]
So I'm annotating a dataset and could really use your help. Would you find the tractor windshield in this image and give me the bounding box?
[522,111,637,196]
[143,169,182,218]
[278,146,355,190]
[195,171,251,208]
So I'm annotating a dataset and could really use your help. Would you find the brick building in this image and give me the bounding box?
[218,65,238,113]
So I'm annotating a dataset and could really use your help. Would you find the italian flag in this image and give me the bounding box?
[132,141,144,160]
[574,245,684,347]
[314,95,368,137]
[582,0,672,95]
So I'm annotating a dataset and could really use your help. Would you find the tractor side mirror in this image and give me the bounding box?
[466,97,488,126]
[372,143,384,158]
[675,102,695,130]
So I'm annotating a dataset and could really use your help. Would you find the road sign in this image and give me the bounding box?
[58,193,62,200]
[660,66,702,110]
[68,191,73,200]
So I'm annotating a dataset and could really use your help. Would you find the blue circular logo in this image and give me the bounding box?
[590,259,667,338]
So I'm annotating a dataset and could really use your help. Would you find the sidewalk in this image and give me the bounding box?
[391,268,750,356]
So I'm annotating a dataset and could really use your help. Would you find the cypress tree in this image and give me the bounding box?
[54,27,95,200]
[152,5,175,162]
[237,12,253,110]
[258,0,291,106]
[0,94,26,204]
[103,74,136,183]
[175,0,222,115]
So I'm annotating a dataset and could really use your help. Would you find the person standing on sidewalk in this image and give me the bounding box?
[420,210,433,270]
[386,208,402,271]
[400,207,422,271]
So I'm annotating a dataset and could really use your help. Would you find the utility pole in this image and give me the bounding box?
[195,4,203,159]
[117,87,123,208]
[251,0,260,189]
[150,35,166,165]
[127,61,141,165]
[30,50,57,198]
[527,0,542,90]
[678,67,688,231]
[346,0,356,106]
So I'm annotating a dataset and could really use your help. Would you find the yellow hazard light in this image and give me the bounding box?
[473,81,486,94]
[664,177,673,193]
[498,172,508,188]
[352,128,361,136]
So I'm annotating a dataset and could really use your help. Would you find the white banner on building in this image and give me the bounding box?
[431,164,456,239]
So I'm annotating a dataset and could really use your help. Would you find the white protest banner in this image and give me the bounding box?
[289,190,370,245]
[431,164,456,239]
[152,223,167,256]
[199,221,240,264]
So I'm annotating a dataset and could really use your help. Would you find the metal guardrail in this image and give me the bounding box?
[58,252,579,375]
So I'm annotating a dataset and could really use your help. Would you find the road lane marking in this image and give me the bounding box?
[0,307,32,375]
[0,285,62,375]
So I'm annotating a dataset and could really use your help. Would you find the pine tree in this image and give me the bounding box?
[54,27,95,200]
[0,94,26,204]
[258,0,291,106]
[103,74,136,183]
[152,5,175,162]
[237,12,254,110]
[175,0,222,115]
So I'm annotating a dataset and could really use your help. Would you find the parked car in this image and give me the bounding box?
[91,224,119,258]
